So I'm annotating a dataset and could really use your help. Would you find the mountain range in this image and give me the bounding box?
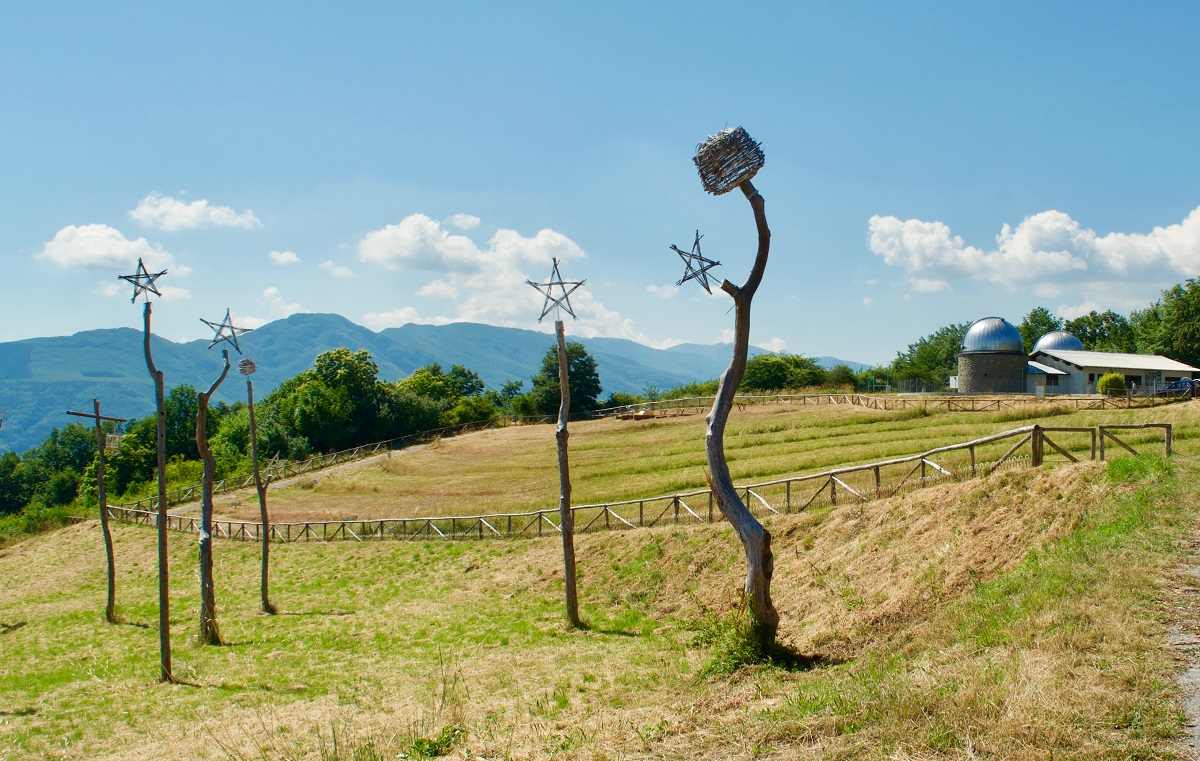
[0,314,869,454]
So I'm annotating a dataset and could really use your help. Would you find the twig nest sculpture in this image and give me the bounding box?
[693,127,765,195]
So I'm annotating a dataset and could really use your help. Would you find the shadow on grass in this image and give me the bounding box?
[115,618,152,630]
[0,708,36,717]
[762,642,845,673]
[573,621,641,637]
[279,610,354,617]
[1,621,26,635]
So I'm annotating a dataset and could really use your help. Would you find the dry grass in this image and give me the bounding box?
[2,401,1197,759]
[206,398,1200,523]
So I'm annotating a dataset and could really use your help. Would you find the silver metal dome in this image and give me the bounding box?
[961,317,1024,354]
[1032,330,1084,353]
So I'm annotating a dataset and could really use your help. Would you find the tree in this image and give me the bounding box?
[163,385,201,461]
[1151,279,1200,367]
[0,452,29,515]
[890,322,970,389]
[1130,303,1166,356]
[530,342,602,415]
[311,348,382,446]
[740,353,823,392]
[700,172,780,651]
[1063,310,1136,353]
[1018,307,1063,352]
[826,364,857,389]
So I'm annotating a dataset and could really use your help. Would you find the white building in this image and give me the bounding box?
[956,322,1199,395]
[1028,347,1199,395]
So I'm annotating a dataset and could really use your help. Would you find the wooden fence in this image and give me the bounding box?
[595,392,1190,418]
[115,392,1187,515]
[106,422,1171,543]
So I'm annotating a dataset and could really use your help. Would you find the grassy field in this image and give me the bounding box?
[2,400,1199,759]
[208,397,1200,523]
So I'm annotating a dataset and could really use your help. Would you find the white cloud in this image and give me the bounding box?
[912,278,950,293]
[38,223,176,271]
[756,337,788,352]
[357,213,655,344]
[445,213,481,230]
[417,280,458,299]
[94,278,189,301]
[868,206,1200,292]
[862,296,873,306]
[130,192,262,231]
[319,260,356,278]
[645,284,679,299]
[361,306,449,331]
[239,286,304,328]
[268,250,301,265]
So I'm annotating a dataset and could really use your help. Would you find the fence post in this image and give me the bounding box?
[873,467,880,499]
[1099,426,1107,461]
[970,446,976,476]
[673,496,679,524]
[785,481,791,512]
[1166,424,1173,457]
[830,477,837,506]
[1031,425,1043,467]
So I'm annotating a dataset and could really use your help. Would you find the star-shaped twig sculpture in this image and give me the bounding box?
[118,258,168,303]
[200,309,254,354]
[671,230,721,294]
[526,258,586,323]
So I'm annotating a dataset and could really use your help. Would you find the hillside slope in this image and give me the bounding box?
[0,452,1192,759]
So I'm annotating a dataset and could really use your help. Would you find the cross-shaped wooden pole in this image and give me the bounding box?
[67,401,127,623]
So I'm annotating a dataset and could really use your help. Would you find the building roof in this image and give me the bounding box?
[1032,349,1200,373]
[1032,330,1084,352]
[961,317,1024,354]
[1026,360,1068,375]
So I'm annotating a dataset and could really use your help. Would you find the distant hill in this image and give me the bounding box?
[0,316,869,453]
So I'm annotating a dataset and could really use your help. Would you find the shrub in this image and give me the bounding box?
[1096,372,1127,396]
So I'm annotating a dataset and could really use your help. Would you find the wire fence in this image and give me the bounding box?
[106,422,1171,543]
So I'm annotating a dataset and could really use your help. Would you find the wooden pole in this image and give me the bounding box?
[703,180,779,649]
[142,302,173,682]
[195,351,231,645]
[555,320,581,627]
[67,401,127,623]
[246,378,276,614]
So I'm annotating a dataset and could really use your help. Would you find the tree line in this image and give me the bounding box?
[885,277,1200,390]
[0,339,873,537]
[0,342,605,532]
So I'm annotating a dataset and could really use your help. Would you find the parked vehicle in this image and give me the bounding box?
[1154,378,1197,397]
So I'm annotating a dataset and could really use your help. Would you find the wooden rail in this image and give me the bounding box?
[106,422,1172,543]
[595,392,1190,418]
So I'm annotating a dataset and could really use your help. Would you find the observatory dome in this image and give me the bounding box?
[1032,330,1084,353]
[961,317,1024,354]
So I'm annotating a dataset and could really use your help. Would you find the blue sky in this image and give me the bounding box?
[4,2,1199,366]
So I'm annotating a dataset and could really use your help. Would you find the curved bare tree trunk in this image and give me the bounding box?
[143,303,174,682]
[89,400,118,624]
[196,351,231,646]
[705,181,779,648]
[246,378,276,614]
[555,320,581,627]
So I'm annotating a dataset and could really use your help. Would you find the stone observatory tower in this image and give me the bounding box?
[957,317,1026,393]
